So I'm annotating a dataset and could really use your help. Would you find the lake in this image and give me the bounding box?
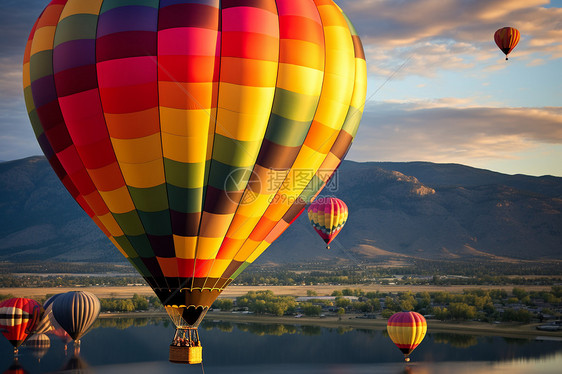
[1,317,561,374]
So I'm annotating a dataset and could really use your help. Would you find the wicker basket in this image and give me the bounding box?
[169,345,203,364]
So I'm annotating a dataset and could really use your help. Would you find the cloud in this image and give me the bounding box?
[339,0,562,78]
[347,102,562,166]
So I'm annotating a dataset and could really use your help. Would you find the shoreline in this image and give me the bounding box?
[98,310,562,340]
[3,285,560,340]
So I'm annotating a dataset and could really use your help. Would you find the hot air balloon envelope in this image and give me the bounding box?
[51,291,100,343]
[308,197,348,249]
[387,311,427,362]
[494,27,520,60]
[23,0,367,361]
[0,298,42,353]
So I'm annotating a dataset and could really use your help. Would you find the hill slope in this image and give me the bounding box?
[1,157,560,263]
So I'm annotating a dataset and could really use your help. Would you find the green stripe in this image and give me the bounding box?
[340,11,358,36]
[113,211,145,236]
[167,184,204,214]
[299,175,324,204]
[127,234,155,258]
[213,134,261,167]
[27,109,44,138]
[137,210,172,236]
[271,88,319,123]
[53,14,98,47]
[128,257,151,277]
[342,106,362,138]
[231,262,250,279]
[114,235,138,258]
[207,160,253,191]
[128,185,169,212]
[265,113,311,147]
[163,158,208,189]
[100,0,159,13]
[29,50,53,82]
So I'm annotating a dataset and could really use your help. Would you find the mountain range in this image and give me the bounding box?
[0,156,560,264]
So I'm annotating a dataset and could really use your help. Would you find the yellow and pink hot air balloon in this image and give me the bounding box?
[307,197,348,249]
[23,0,367,364]
[387,311,427,362]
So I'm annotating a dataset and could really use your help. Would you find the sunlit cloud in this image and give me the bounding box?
[348,103,562,168]
[339,0,562,78]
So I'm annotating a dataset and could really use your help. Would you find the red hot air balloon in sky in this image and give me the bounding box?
[23,0,367,362]
[494,27,520,60]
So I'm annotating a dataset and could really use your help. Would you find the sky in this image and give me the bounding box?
[0,0,560,176]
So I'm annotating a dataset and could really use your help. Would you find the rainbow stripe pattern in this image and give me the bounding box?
[23,0,367,320]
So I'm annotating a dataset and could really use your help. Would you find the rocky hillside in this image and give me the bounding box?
[0,156,560,263]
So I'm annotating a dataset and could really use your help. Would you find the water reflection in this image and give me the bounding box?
[3,359,28,374]
[56,353,91,374]
[0,317,560,374]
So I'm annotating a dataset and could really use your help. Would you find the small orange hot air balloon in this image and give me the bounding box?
[494,27,520,60]
[387,311,427,362]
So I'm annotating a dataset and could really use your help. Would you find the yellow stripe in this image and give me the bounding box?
[99,187,136,214]
[173,236,197,260]
[30,27,56,55]
[277,63,324,97]
[60,0,103,19]
[111,134,162,164]
[119,159,165,188]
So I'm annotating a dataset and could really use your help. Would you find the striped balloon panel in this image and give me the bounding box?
[213,0,367,282]
[494,27,520,55]
[23,0,158,290]
[24,0,366,309]
[0,298,42,348]
[387,312,427,355]
[51,291,101,341]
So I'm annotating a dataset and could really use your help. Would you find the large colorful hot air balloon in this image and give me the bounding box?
[0,298,43,355]
[307,197,348,249]
[494,27,520,60]
[387,311,427,362]
[23,0,367,362]
[50,291,100,346]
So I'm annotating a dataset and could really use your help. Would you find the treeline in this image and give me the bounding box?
[214,287,562,323]
[99,294,162,312]
[0,274,145,288]
[0,261,136,274]
[1,259,560,289]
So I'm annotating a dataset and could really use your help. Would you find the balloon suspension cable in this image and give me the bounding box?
[330,238,368,272]
[362,55,413,109]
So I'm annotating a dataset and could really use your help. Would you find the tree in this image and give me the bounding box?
[335,297,351,309]
[449,302,476,320]
[302,303,322,317]
[512,287,528,300]
[132,294,149,310]
[432,306,450,320]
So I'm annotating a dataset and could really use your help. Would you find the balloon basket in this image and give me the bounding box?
[169,345,202,364]
[169,328,202,364]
